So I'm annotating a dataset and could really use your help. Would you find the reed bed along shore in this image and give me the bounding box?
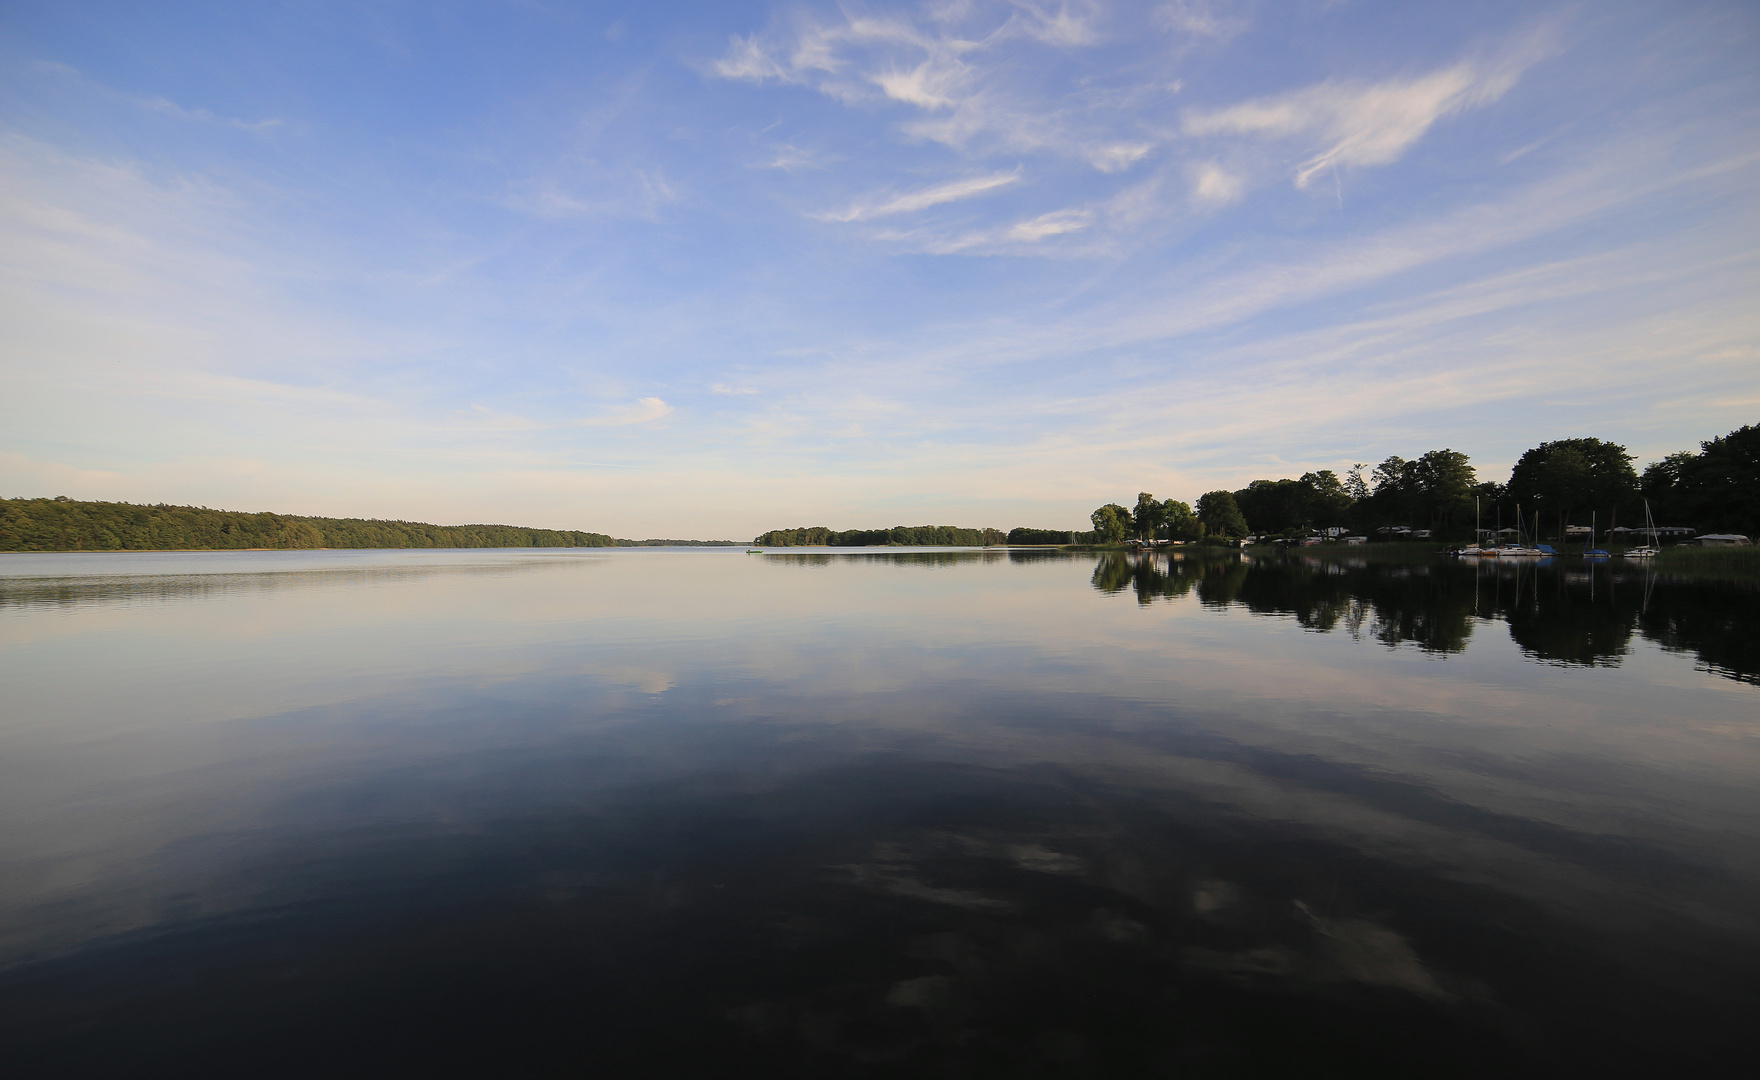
[1651,544,1760,583]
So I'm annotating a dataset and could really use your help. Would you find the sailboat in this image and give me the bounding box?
[1625,500,1660,558]
[1583,511,1610,559]
[1454,496,1497,556]
[1499,502,1543,556]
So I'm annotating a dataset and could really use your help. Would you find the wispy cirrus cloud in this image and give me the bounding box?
[504,166,679,221]
[710,2,1131,167]
[1154,0,1248,44]
[1183,29,1560,187]
[138,96,283,132]
[816,171,1021,223]
[35,61,285,133]
[578,397,674,427]
[762,143,836,172]
[1006,207,1093,242]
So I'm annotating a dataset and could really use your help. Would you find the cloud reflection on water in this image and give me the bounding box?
[0,547,1755,1072]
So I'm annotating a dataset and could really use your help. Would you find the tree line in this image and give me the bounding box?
[9,423,1749,552]
[1083,423,1757,543]
[753,525,1007,547]
[0,497,621,552]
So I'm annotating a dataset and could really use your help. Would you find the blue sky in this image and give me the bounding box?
[1,1,1756,537]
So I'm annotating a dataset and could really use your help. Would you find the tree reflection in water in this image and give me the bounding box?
[1090,550,1758,682]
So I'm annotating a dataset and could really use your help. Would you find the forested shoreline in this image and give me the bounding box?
[753,525,1007,547]
[754,424,1757,549]
[1083,423,1759,545]
[0,498,621,552]
[9,425,1752,553]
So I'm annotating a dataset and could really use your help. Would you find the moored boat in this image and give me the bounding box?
[1626,500,1661,557]
[1583,512,1609,559]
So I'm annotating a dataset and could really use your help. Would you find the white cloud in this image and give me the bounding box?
[1183,37,1555,186]
[713,33,796,82]
[711,383,758,396]
[139,96,283,132]
[578,397,674,427]
[1008,1,1105,46]
[710,3,1136,165]
[763,143,833,171]
[505,166,679,222]
[1089,142,1153,173]
[1155,1,1248,43]
[1007,208,1093,241]
[873,60,966,108]
[1189,160,1242,205]
[818,171,1021,223]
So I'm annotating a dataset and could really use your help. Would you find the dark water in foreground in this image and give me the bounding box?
[1,547,1756,1078]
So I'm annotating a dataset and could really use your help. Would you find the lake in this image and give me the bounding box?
[1,547,1755,1077]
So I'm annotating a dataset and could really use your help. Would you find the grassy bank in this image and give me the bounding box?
[1243,538,1760,583]
[1652,544,1760,583]
[1246,541,1442,560]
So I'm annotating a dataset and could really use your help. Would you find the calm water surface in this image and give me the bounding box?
[1,547,1756,1077]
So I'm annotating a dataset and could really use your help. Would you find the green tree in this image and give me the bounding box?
[1368,455,1414,523]
[1344,464,1370,502]
[1007,527,1073,545]
[1090,503,1132,543]
[0,498,621,552]
[1642,424,1760,534]
[1356,450,1477,535]
[1409,449,1476,530]
[1162,499,1202,541]
[1195,490,1248,538]
[1132,492,1161,541]
[1302,470,1354,528]
[1231,472,1353,536]
[1507,438,1638,537]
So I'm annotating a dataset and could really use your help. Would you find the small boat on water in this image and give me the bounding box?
[746,548,764,554]
[1626,500,1660,558]
[1452,496,1499,555]
[1499,504,1543,555]
[1582,512,1609,559]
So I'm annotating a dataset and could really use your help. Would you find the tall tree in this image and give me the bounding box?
[1344,465,1370,502]
[1231,472,1352,536]
[1368,456,1415,525]
[1132,492,1161,541]
[1301,470,1354,528]
[1090,503,1131,543]
[1409,449,1476,530]
[1162,499,1202,542]
[1641,424,1760,534]
[1507,438,1638,535]
[1196,490,1249,538]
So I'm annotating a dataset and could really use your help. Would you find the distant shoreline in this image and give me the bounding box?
[0,497,743,552]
